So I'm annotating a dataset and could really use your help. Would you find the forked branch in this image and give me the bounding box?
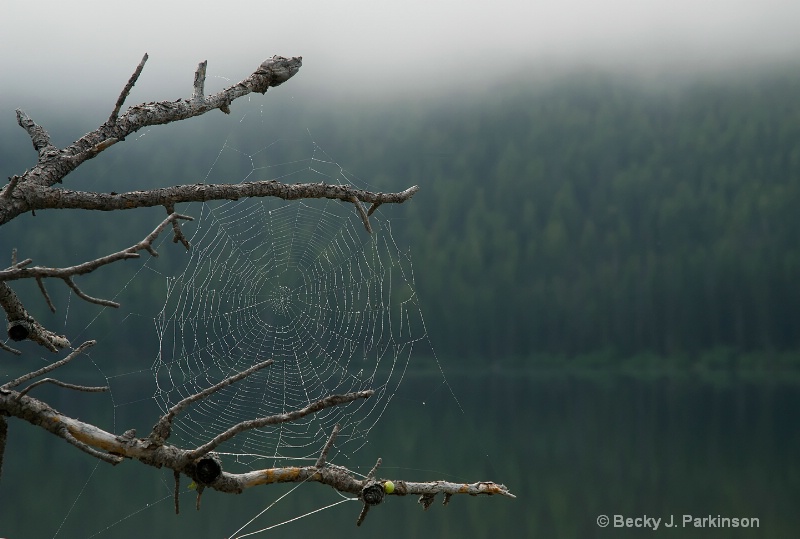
[0,214,192,351]
[185,391,374,460]
[0,53,509,531]
[1,55,418,354]
[0,341,513,523]
[151,358,275,441]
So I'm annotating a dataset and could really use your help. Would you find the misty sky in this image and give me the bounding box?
[3,0,800,110]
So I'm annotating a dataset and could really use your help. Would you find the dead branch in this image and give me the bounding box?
[0,338,513,522]
[35,277,56,313]
[315,424,341,468]
[351,195,373,233]
[164,204,191,248]
[15,110,55,157]
[0,214,192,351]
[21,182,419,215]
[1,341,95,390]
[109,53,148,123]
[185,391,375,460]
[193,60,208,101]
[0,213,193,283]
[0,55,417,354]
[1,55,304,225]
[0,54,510,530]
[16,378,108,399]
[151,358,275,441]
[0,385,513,513]
[1,282,71,351]
[0,340,20,355]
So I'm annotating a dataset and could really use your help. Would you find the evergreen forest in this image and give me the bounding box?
[2,67,799,371]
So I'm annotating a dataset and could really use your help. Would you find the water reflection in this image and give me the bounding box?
[1,370,798,538]
[362,371,800,538]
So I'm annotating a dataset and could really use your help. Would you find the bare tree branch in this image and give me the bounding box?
[0,214,191,351]
[22,182,419,215]
[151,358,275,441]
[110,53,148,123]
[15,110,56,157]
[192,60,208,101]
[1,55,304,226]
[0,53,511,531]
[0,55,416,354]
[35,277,56,313]
[0,340,21,355]
[185,391,375,460]
[0,213,193,283]
[164,204,191,248]
[1,175,22,200]
[174,470,181,514]
[1,341,95,390]
[0,282,71,351]
[62,277,120,308]
[0,386,513,508]
[351,195,373,233]
[62,427,125,465]
[16,378,108,399]
[315,424,341,468]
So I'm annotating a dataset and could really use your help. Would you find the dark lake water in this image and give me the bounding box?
[2,370,798,538]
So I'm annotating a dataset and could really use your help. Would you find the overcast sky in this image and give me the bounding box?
[3,0,800,110]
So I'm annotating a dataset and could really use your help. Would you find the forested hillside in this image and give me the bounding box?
[323,71,800,367]
[3,69,799,368]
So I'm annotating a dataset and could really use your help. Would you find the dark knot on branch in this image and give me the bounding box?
[7,320,31,341]
[191,452,223,485]
[361,480,386,506]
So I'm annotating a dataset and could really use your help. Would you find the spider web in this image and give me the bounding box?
[1,100,458,539]
[153,200,424,464]
[151,138,422,469]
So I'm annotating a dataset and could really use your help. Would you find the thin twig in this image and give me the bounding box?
[62,428,123,465]
[133,212,194,257]
[0,214,193,355]
[2,175,22,200]
[193,61,207,101]
[1,213,193,284]
[15,110,55,155]
[9,258,33,270]
[356,504,371,526]
[174,470,181,515]
[62,277,120,308]
[0,340,21,355]
[1,340,95,390]
[81,137,119,159]
[367,458,382,479]
[315,424,341,468]
[186,391,374,460]
[196,486,205,511]
[351,195,372,233]
[16,378,108,399]
[152,358,274,441]
[109,53,148,123]
[165,205,190,249]
[35,277,56,313]
[367,202,382,216]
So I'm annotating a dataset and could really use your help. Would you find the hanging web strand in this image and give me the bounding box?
[152,146,423,468]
